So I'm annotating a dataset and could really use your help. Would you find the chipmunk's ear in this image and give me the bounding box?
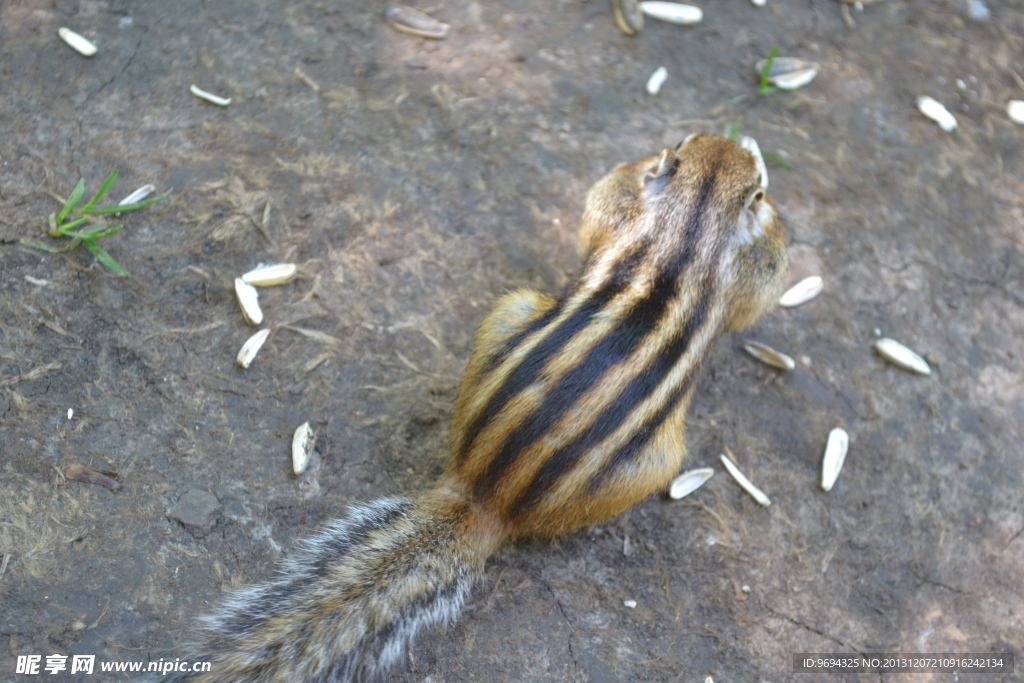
[674,133,698,150]
[642,149,679,197]
[744,186,766,210]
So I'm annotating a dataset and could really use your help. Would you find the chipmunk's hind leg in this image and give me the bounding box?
[472,289,559,361]
[448,288,558,460]
[455,288,558,400]
[578,395,694,523]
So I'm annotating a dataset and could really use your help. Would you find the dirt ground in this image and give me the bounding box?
[1,0,1022,681]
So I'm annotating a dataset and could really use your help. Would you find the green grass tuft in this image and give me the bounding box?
[23,171,170,277]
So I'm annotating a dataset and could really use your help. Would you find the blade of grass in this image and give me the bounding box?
[63,224,125,240]
[758,46,779,97]
[82,223,125,239]
[56,178,86,223]
[21,238,82,253]
[79,170,119,212]
[21,240,63,253]
[86,189,171,214]
[725,116,743,142]
[81,238,130,277]
[52,215,91,237]
[762,151,797,170]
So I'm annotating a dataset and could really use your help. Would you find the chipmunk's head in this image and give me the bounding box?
[579,133,788,330]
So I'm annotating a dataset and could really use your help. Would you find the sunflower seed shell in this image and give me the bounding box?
[646,67,668,95]
[234,278,263,326]
[720,453,771,506]
[639,2,703,25]
[821,427,849,492]
[58,27,97,56]
[236,328,270,369]
[874,337,931,375]
[743,341,795,371]
[384,4,450,39]
[118,185,155,206]
[916,96,957,132]
[755,57,819,90]
[1007,100,1024,125]
[190,84,231,107]
[292,421,315,475]
[779,275,823,307]
[668,467,714,499]
[241,263,298,287]
[613,0,645,35]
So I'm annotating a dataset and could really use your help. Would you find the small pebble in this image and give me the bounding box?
[167,490,222,537]
[623,599,637,608]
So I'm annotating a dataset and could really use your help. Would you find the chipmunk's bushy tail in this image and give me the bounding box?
[160,489,500,683]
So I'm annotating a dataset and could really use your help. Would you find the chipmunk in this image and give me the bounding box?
[157,133,787,682]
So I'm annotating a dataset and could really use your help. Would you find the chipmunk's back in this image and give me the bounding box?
[449,134,787,537]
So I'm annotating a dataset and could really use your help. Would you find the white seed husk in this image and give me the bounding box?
[916,96,957,132]
[743,341,795,371]
[241,263,298,287]
[874,337,931,375]
[668,467,714,499]
[646,66,668,95]
[58,27,97,56]
[738,136,769,189]
[623,599,637,608]
[779,275,823,307]
[292,421,315,475]
[775,68,818,90]
[190,84,231,107]
[639,2,703,25]
[719,453,771,506]
[613,0,645,35]
[118,184,155,206]
[755,57,819,90]
[821,427,849,492]
[234,278,263,326]
[384,4,450,39]
[1007,100,1024,125]
[236,328,270,369]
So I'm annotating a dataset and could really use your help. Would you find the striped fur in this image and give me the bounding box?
[156,134,786,681]
[155,493,502,682]
[449,134,787,536]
